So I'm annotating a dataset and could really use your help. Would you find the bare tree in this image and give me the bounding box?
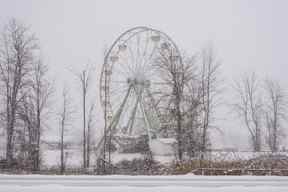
[183,71,202,159]
[31,60,53,170]
[155,48,195,161]
[17,93,34,166]
[74,65,93,168]
[0,19,38,164]
[59,86,74,174]
[17,60,52,170]
[264,79,287,152]
[234,73,263,151]
[86,102,95,167]
[154,46,220,161]
[199,47,221,156]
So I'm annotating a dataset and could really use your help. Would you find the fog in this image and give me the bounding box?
[0,0,287,150]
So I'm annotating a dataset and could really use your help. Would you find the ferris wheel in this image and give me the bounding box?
[99,26,182,154]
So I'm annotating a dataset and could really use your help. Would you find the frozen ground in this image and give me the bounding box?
[1,175,288,192]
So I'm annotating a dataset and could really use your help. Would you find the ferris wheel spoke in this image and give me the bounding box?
[143,64,161,77]
[111,69,128,80]
[138,30,153,74]
[117,55,135,76]
[141,43,159,73]
[136,32,141,71]
[122,88,140,135]
[137,32,149,72]
[110,94,129,115]
[126,38,136,74]
[110,87,127,97]
[150,81,170,85]
[110,83,128,95]
[126,45,138,74]
[146,70,168,87]
[139,30,150,68]
[110,87,129,103]
[110,86,129,99]
[113,64,131,78]
[110,80,127,84]
[110,77,129,87]
[131,31,143,73]
[110,84,134,105]
[116,89,138,130]
[116,47,135,75]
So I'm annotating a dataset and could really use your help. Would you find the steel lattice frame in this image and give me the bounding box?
[99,26,182,156]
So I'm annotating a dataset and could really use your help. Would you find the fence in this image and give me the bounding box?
[188,150,288,175]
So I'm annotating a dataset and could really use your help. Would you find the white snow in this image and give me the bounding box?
[1,185,288,192]
[150,138,176,156]
[42,149,82,168]
[111,152,143,164]
[41,149,288,168]
[111,152,174,164]
[1,175,288,192]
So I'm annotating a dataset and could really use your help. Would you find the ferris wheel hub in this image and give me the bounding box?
[127,77,150,88]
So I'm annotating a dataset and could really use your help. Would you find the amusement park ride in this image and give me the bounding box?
[96,27,183,163]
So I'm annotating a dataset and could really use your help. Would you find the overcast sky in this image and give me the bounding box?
[0,0,287,149]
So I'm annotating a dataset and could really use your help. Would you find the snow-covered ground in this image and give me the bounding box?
[42,149,288,168]
[3,185,288,192]
[111,152,174,164]
[42,149,174,168]
[1,175,288,192]
[42,149,83,168]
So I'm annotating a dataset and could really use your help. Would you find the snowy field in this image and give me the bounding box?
[1,175,288,192]
[42,149,288,168]
[42,149,175,168]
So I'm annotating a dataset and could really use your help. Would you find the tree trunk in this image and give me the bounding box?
[60,119,65,174]
[87,123,90,168]
[83,82,86,169]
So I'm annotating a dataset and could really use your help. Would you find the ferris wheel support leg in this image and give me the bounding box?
[145,87,162,132]
[126,90,141,135]
[107,85,132,128]
[107,86,132,134]
[139,100,156,163]
[139,97,154,146]
[103,86,132,163]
